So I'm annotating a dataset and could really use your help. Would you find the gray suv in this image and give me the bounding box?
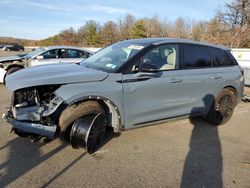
[3,38,244,153]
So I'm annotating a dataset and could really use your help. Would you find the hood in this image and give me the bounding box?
[6,63,109,91]
[0,55,22,63]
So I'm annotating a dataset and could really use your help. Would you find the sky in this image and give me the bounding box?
[0,0,232,40]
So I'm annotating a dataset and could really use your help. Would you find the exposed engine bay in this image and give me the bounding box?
[12,85,63,124]
[3,85,65,139]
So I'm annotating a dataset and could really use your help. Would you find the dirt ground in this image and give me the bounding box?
[0,51,249,187]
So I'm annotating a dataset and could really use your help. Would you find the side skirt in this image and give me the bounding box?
[125,113,205,131]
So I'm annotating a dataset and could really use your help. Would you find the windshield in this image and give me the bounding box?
[23,48,46,59]
[81,42,147,73]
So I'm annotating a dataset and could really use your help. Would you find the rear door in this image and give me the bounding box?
[178,44,223,115]
[210,48,242,93]
[58,49,91,64]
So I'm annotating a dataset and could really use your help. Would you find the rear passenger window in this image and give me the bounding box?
[210,48,235,67]
[183,45,211,69]
[78,50,91,58]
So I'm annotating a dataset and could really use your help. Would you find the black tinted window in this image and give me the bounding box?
[183,45,211,69]
[66,49,91,58]
[78,50,91,58]
[210,48,234,67]
[42,49,59,59]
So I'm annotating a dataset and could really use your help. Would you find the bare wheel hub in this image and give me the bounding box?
[70,113,107,154]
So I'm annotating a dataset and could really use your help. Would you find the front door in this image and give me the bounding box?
[122,44,186,128]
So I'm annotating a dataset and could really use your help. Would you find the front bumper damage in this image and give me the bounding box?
[2,86,65,139]
[2,111,57,139]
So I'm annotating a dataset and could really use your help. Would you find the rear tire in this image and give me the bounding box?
[205,89,235,125]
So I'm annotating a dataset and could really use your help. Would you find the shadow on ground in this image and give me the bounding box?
[181,94,223,188]
[0,127,119,187]
[0,137,68,187]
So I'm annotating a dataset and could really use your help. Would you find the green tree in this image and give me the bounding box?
[78,20,101,47]
[130,19,147,38]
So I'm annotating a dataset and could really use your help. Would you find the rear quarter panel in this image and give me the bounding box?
[213,66,244,103]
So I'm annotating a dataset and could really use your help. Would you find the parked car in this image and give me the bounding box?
[3,38,244,154]
[3,44,25,51]
[0,46,93,83]
[0,44,5,50]
[0,66,6,83]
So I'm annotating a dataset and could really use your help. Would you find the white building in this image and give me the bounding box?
[231,48,250,86]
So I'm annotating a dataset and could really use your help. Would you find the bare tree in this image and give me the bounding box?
[191,21,208,41]
[218,0,250,47]
[58,27,78,45]
[118,14,136,40]
[101,21,118,46]
[35,0,250,48]
[173,17,192,38]
[144,16,165,37]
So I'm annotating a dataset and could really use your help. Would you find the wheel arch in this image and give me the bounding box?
[6,64,25,71]
[67,96,123,133]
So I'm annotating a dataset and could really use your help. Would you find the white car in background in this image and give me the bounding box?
[0,68,6,83]
[0,46,93,83]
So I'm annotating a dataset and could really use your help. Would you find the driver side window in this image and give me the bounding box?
[142,44,179,71]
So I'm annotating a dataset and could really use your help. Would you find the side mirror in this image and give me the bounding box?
[36,55,44,60]
[140,63,159,73]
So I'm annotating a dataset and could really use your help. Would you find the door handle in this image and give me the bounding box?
[211,76,222,79]
[135,72,158,78]
[169,79,182,83]
[116,77,151,83]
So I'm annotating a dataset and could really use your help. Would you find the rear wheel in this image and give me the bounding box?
[205,89,236,125]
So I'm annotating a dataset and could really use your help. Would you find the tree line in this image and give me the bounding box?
[13,0,250,48]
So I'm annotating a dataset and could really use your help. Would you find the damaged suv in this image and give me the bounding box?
[3,38,244,153]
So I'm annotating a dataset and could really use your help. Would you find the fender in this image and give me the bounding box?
[55,80,124,132]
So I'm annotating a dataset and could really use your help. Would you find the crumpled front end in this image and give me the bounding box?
[2,85,65,139]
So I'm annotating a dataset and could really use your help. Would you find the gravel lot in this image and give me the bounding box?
[0,51,249,187]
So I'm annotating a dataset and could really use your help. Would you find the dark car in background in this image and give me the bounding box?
[3,44,25,51]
